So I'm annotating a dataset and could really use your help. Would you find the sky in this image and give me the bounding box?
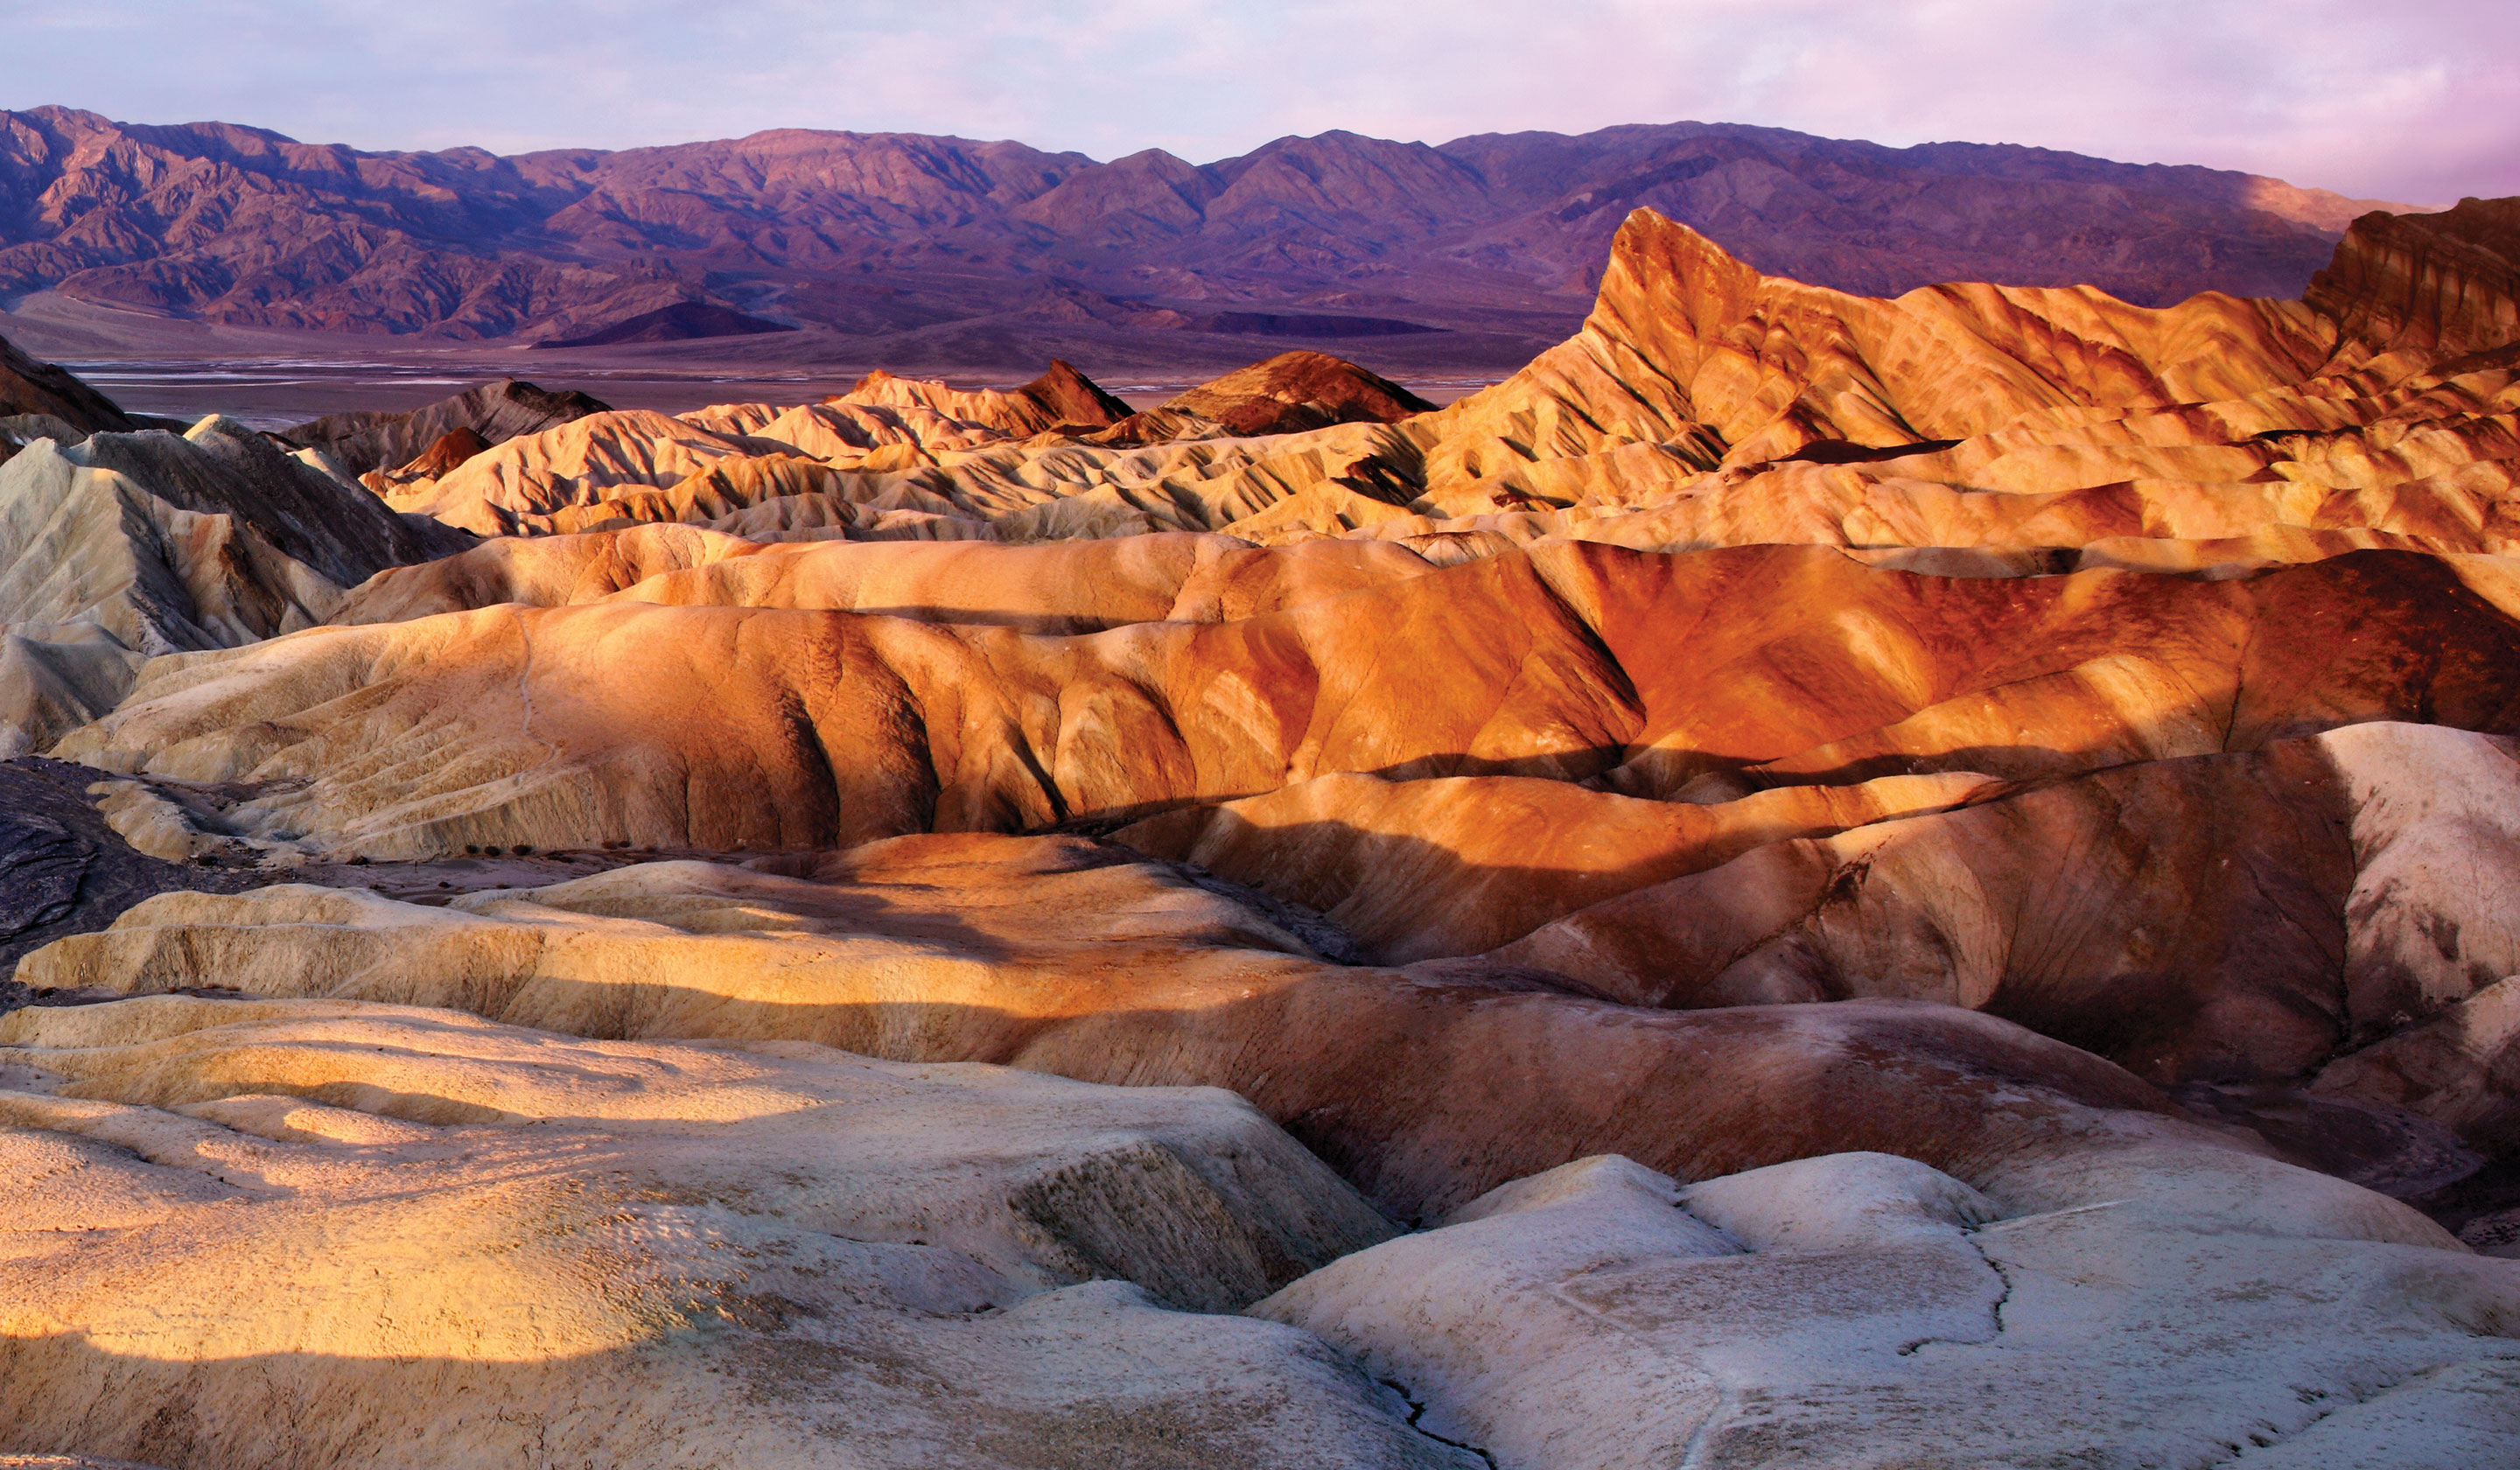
[6,0,2516,205]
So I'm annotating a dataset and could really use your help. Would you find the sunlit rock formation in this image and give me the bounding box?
[45,543,2520,857]
[316,206,2520,573]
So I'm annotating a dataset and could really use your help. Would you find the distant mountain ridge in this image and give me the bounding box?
[0,107,2415,369]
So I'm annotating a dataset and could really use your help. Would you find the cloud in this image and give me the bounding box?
[5,0,2514,202]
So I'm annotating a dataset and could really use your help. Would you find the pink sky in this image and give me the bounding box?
[9,0,2515,204]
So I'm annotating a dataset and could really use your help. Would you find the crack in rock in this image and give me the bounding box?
[2194,1357,2517,1466]
[1895,1228,2013,1357]
[1377,1376,1498,1470]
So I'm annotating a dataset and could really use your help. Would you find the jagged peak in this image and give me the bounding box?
[1018,359,1134,428]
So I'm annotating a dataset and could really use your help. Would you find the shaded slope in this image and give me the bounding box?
[0,755,252,982]
[0,335,133,436]
[537,302,797,347]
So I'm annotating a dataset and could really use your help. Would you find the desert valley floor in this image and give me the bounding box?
[3,194,2520,1468]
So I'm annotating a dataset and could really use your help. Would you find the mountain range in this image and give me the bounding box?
[0,106,2415,373]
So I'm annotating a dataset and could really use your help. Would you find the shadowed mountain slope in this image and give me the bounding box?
[0,402,466,749]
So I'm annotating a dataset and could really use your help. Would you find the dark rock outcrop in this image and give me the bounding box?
[1012,359,1135,429]
[0,757,251,986]
[538,302,799,348]
[284,378,612,474]
[1106,350,1434,439]
[73,418,447,587]
[0,334,133,436]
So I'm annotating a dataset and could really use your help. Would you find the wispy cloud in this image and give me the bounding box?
[6,0,2512,202]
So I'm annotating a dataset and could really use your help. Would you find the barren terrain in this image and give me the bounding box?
[4,175,2518,1468]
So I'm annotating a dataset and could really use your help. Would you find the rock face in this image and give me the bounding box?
[1010,358,1138,428]
[0,108,2418,370]
[11,191,2520,1469]
[1116,351,1436,439]
[2306,195,2520,360]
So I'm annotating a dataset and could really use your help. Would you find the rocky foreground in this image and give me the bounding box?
[3,197,2520,1467]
